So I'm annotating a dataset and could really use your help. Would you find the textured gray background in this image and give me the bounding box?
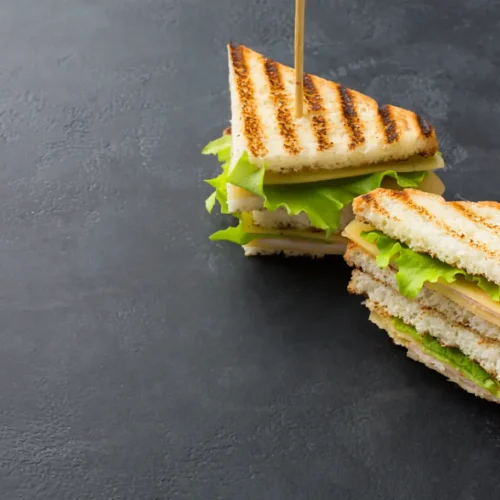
[1,0,500,499]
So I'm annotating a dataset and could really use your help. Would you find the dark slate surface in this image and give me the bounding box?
[2,0,500,498]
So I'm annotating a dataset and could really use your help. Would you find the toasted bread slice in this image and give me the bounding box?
[368,308,500,404]
[348,269,500,380]
[352,189,500,286]
[228,42,439,173]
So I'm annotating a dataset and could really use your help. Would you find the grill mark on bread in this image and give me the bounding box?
[414,113,439,156]
[415,113,433,138]
[303,74,333,152]
[229,42,267,157]
[378,105,399,144]
[473,202,500,226]
[382,190,496,260]
[337,85,365,150]
[356,191,375,211]
[477,201,500,210]
[355,191,399,223]
[451,202,500,235]
[264,58,301,156]
[303,74,323,112]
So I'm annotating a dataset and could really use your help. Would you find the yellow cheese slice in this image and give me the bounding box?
[343,220,500,328]
[383,171,445,196]
[244,238,346,255]
[241,212,347,243]
[228,169,445,202]
[264,154,444,185]
[227,184,256,200]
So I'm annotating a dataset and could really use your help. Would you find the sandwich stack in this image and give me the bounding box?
[344,188,500,403]
[203,43,445,257]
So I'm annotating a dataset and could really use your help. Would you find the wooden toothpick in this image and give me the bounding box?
[294,0,306,118]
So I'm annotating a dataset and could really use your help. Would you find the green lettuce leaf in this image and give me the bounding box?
[205,162,229,214]
[203,135,232,214]
[203,135,427,233]
[227,153,426,235]
[391,317,499,395]
[205,192,216,213]
[362,231,500,301]
[210,220,329,246]
[210,221,272,246]
[202,135,232,162]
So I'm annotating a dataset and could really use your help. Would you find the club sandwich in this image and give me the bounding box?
[344,188,500,403]
[203,43,445,257]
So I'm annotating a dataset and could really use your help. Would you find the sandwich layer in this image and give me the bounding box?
[204,128,445,247]
[228,43,439,173]
[348,269,500,380]
[210,215,347,258]
[250,206,354,233]
[345,243,500,341]
[352,188,500,286]
[227,171,444,212]
[240,212,344,241]
[343,219,500,328]
[243,238,346,257]
[368,308,500,404]
[262,154,444,185]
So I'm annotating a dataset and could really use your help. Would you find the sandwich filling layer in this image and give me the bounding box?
[210,213,348,256]
[351,188,500,288]
[204,135,444,250]
[348,268,500,381]
[345,243,500,341]
[368,308,500,403]
[243,238,346,257]
[343,220,500,327]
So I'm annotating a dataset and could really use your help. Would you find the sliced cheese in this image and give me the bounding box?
[343,220,500,328]
[244,238,346,256]
[227,170,444,204]
[241,212,347,243]
[227,184,256,200]
[263,154,444,185]
[383,171,445,196]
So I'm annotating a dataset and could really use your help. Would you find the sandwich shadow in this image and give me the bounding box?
[234,255,366,345]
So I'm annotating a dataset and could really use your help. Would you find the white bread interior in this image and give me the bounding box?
[251,205,354,232]
[368,308,500,404]
[345,243,500,341]
[348,269,500,380]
